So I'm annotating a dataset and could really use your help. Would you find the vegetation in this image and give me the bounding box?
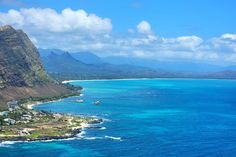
[0,106,101,141]
[18,88,81,105]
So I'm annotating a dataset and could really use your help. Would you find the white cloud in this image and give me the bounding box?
[0,8,112,34]
[132,50,148,58]
[221,33,236,40]
[162,36,203,50]
[0,9,24,26]
[136,20,152,34]
[175,36,203,48]
[211,34,236,52]
[0,8,236,64]
[0,8,113,53]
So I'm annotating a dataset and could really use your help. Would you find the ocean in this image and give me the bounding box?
[1,79,236,157]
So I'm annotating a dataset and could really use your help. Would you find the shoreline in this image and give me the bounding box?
[0,122,117,146]
[22,93,84,110]
[0,92,103,143]
[23,99,62,110]
[0,120,102,143]
[19,89,84,110]
[62,77,236,84]
[0,115,103,143]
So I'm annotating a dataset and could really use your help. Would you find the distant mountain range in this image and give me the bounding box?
[103,56,236,73]
[40,49,171,80]
[39,48,104,64]
[39,49,236,80]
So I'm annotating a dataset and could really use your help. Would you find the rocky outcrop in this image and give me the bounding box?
[0,25,52,88]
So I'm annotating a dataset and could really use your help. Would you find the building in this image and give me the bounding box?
[21,114,32,121]
[7,100,18,109]
[0,111,9,117]
[3,118,16,125]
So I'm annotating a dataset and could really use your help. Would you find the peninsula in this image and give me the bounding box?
[0,103,101,141]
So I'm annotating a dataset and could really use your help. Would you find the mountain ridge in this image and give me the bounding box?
[39,48,236,80]
[0,25,53,88]
[41,51,171,80]
[0,25,79,109]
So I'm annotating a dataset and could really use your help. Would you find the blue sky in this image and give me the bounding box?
[1,0,236,38]
[0,0,236,64]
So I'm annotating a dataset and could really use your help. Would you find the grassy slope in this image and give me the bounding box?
[0,83,81,110]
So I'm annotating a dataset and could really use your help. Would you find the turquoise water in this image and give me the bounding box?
[1,79,236,157]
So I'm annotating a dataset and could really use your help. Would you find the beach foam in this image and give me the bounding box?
[83,137,103,140]
[61,78,153,84]
[105,136,122,141]
[0,141,19,147]
[82,135,122,141]
[99,127,106,130]
[76,130,86,138]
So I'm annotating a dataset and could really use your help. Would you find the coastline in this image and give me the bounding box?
[0,111,103,143]
[0,91,103,143]
[62,77,236,84]
[18,85,83,110]
[22,99,62,110]
[0,122,102,144]
[0,120,102,143]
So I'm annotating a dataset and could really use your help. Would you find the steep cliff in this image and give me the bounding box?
[0,25,78,109]
[0,25,53,88]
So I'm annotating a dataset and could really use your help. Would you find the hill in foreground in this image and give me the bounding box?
[0,25,79,109]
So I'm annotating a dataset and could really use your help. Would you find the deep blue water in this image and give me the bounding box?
[1,79,236,157]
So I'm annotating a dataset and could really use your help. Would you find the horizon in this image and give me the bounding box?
[0,0,236,66]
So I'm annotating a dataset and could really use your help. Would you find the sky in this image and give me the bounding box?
[0,0,236,65]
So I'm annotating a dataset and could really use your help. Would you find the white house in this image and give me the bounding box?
[3,118,16,125]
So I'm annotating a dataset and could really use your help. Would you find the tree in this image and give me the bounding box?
[0,115,4,131]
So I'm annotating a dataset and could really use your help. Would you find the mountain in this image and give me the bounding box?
[41,52,170,80]
[38,48,65,57]
[206,70,236,79]
[0,25,78,109]
[42,51,91,74]
[70,52,104,64]
[0,25,53,88]
[40,49,236,80]
[103,56,225,73]
[103,56,236,79]
[40,50,236,74]
[39,49,103,65]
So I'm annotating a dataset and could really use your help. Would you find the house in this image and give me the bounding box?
[3,118,16,125]
[0,111,9,117]
[21,114,32,121]
[7,100,18,109]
